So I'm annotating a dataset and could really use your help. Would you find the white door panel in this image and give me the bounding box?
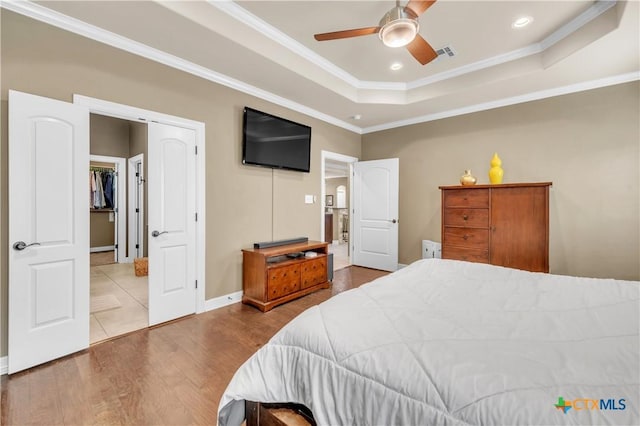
[9,90,89,374]
[352,159,399,272]
[148,122,196,325]
[361,229,389,255]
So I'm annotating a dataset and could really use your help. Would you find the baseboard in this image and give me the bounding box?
[1,356,7,375]
[90,245,115,253]
[204,290,243,312]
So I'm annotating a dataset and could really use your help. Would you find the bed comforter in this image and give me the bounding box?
[218,259,639,425]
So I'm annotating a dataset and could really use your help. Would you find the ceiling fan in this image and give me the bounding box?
[314,0,438,65]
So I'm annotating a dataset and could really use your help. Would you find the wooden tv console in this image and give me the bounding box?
[242,240,331,312]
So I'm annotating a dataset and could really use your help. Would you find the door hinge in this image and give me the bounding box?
[115,244,118,249]
[195,145,198,155]
[136,172,139,177]
[136,244,139,249]
[195,212,198,222]
[114,208,118,213]
[195,280,198,289]
[136,208,139,213]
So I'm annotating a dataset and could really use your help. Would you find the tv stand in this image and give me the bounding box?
[242,240,330,312]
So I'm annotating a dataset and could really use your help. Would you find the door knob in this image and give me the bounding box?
[13,241,41,251]
[391,219,398,224]
[151,230,168,237]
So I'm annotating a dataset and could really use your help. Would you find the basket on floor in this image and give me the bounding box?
[134,257,148,277]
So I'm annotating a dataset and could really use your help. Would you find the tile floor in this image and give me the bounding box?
[330,241,350,271]
[90,263,148,344]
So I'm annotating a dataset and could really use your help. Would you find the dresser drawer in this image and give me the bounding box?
[443,189,489,208]
[267,264,300,300]
[442,246,489,263]
[443,208,489,228]
[301,257,327,289]
[443,227,489,249]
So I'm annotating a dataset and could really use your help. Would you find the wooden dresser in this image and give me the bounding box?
[242,240,330,312]
[439,182,552,272]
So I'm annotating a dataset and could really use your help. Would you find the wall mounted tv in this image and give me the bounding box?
[242,107,311,173]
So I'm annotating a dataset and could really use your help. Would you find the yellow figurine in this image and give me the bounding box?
[489,153,504,184]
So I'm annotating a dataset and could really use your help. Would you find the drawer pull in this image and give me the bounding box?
[462,214,468,221]
[463,234,469,240]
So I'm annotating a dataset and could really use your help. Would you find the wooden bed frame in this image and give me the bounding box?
[246,401,315,426]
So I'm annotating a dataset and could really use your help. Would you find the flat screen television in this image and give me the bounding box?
[242,107,311,172]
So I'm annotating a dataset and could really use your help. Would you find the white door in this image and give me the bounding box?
[8,90,89,374]
[352,158,399,272]
[147,122,197,325]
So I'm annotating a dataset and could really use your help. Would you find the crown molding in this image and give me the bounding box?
[540,0,616,50]
[362,71,640,134]
[407,43,543,90]
[207,0,362,87]
[213,0,617,93]
[2,0,632,136]
[0,0,362,133]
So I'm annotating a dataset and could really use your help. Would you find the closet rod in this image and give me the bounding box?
[90,166,115,172]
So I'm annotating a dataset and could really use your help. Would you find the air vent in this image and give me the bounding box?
[436,45,456,58]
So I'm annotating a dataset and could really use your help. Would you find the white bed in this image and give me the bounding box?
[218,259,639,425]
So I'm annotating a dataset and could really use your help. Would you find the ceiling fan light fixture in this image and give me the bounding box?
[378,5,419,48]
[380,19,419,47]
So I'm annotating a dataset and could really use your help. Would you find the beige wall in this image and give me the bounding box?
[90,114,130,158]
[0,11,361,356]
[362,82,640,281]
[90,212,115,248]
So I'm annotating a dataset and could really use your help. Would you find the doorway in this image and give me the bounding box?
[8,91,206,374]
[321,151,358,272]
[89,116,148,344]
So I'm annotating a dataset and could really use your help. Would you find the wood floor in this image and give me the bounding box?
[0,266,388,426]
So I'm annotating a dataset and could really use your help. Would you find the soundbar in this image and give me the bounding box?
[253,237,308,249]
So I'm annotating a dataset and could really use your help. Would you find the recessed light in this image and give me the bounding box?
[390,62,403,71]
[512,16,533,29]
[351,114,362,120]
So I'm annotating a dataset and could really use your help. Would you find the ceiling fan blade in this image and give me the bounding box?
[406,34,438,65]
[405,0,437,17]
[314,26,381,41]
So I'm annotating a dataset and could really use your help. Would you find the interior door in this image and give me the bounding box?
[351,158,399,271]
[8,90,89,374]
[147,122,197,325]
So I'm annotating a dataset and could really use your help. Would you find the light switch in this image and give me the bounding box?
[304,195,314,204]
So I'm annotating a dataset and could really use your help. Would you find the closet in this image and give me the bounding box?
[90,162,118,261]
